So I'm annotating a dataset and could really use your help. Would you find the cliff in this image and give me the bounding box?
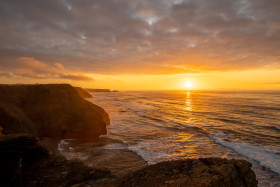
[74,87,93,98]
[0,84,258,187]
[0,84,110,138]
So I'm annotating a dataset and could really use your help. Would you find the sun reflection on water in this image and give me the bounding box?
[185,91,192,111]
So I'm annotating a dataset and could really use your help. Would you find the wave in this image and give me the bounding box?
[209,117,250,126]
[135,112,145,117]
[116,101,156,112]
[243,105,280,112]
[276,127,280,130]
[175,122,194,128]
[127,139,174,165]
[101,143,127,150]
[58,139,70,153]
[134,118,187,132]
[211,133,280,175]
[57,139,89,161]
[135,112,205,133]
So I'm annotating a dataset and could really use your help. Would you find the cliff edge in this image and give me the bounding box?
[74,87,93,98]
[0,84,110,139]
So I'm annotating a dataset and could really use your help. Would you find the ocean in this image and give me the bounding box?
[59,90,280,186]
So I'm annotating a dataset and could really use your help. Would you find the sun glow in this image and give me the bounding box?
[184,80,193,89]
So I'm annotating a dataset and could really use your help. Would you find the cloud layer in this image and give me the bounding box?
[0,57,93,81]
[0,0,279,76]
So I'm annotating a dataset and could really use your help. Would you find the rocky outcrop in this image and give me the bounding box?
[0,135,112,186]
[117,158,258,187]
[74,87,92,98]
[0,135,258,187]
[0,84,110,139]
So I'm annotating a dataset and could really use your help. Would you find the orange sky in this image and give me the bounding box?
[1,66,280,90]
[0,0,279,90]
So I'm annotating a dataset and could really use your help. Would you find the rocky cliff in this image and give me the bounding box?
[0,84,258,187]
[0,84,110,138]
[74,87,93,98]
[117,158,258,187]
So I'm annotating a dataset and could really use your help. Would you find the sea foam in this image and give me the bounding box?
[212,133,280,175]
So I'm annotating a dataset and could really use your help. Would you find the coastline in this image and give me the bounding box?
[0,134,258,186]
[0,84,259,186]
[46,137,148,176]
[89,90,280,186]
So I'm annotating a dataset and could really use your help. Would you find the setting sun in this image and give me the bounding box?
[0,1,280,185]
[184,81,193,89]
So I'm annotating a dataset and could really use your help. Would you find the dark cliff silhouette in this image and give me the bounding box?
[0,84,258,187]
[0,84,110,139]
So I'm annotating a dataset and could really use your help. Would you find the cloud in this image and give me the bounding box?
[0,57,93,81]
[267,82,280,85]
[0,0,279,75]
[58,74,93,81]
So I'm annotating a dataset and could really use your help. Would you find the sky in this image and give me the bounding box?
[0,0,279,90]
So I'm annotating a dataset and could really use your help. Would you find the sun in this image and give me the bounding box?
[184,81,193,89]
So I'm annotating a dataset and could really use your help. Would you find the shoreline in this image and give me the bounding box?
[42,137,148,177]
[0,135,258,186]
[0,84,260,186]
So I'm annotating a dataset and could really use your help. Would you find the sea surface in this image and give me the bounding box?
[59,90,280,186]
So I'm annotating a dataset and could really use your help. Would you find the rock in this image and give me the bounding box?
[0,134,49,159]
[0,135,48,186]
[0,135,258,187]
[117,158,258,187]
[0,135,112,187]
[74,87,92,98]
[0,84,110,139]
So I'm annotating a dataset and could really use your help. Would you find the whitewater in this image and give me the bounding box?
[59,90,280,187]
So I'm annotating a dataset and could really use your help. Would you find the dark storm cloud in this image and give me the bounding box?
[0,0,279,76]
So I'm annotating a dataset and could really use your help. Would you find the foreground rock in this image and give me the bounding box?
[0,135,258,187]
[0,84,109,139]
[0,135,112,186]
[117,158,258,187]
